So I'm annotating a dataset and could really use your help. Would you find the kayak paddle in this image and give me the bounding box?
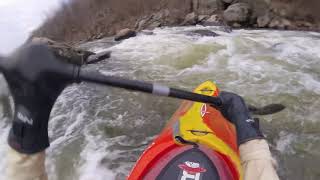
[77,69,285,115]
[78,69,223,107]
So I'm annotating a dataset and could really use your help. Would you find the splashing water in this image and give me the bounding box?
[0,26,319,180]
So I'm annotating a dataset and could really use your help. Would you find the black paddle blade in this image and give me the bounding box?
[248,104,286,115]
[86,51,111,64]
[0,56,6,72]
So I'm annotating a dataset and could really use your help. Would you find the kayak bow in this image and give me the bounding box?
[128,81,243,180]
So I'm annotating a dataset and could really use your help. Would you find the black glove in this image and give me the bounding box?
[0,43,80,154]
[217,91,264,146]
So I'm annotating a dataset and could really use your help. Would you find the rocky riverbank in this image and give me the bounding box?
[32,0,320,44]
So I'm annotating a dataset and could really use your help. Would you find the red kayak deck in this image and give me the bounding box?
[128,81,242,180]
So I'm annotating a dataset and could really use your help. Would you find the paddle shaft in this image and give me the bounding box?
[78,69,222,106]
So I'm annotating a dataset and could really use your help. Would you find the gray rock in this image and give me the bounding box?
[223,3,251,24]
[257,12,272,28]
[140,31,154,35]
[136,10,169,31]
[222,0,233,3]
[221,26,233,33]
[182,12,198,25]
[198,15,210,22]
[153,10,170,21]
[264,0,271,5]
[147,21,162,29]
[268,17,293,29]
[201,14,222,26]
[194,0,224,15]
[31,37,95,65]
[86,51,111,64]
[136,17,151,31]
[0,95,13,119]
[187,30,219,37]
[114,28,136,41]
[232,22,242,28]
[295,21,313,29]
[243,0,270,19]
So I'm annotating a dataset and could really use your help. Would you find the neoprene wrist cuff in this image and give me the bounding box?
[8,129,49,154]
[7,105,50,154]
[235,117,264,146]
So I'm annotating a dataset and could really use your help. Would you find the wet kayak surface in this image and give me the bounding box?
[0,26,320,180]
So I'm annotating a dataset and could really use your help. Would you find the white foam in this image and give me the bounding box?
[78,152,115,180]
[0,75,10,180]
[78,122,116,180]
[0,125,9,180]
[110,33,193,62]
[0,75,9,96]
[276,131,297,154]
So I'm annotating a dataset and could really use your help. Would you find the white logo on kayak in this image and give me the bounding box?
[200,104,210,117]
[246,119,255,123]
[17,112,33,125]
[178,161,206,180]
[181,171,200,180]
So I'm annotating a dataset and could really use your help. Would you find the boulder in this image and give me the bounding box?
[222,0,233,4]
[31,37,95,65]
[268,17,293,29]
[201,14,223,26]
[193,0,224,15]
[181,12,198,25]
[220,26,233,33]
[295,21,313,29]
[187,29,219,37]
[223,3,251,24]
[243,0,270,19]
[135,10,170,30]
[257,12,273,28]
[153,10,170,21]
[232,22,242,28]
[136,16,152,31]
[114,28,136,41]
[147,21,162,29]
[0,95,12,119]
[86,50,111,64]
[140,31,154,35]
[198,15,210,22]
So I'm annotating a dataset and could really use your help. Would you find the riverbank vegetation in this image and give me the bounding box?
[31,0,320,44]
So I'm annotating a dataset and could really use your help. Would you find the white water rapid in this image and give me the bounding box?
[0,26,319,180]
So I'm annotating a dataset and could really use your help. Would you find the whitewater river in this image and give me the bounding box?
[0,26,319,180]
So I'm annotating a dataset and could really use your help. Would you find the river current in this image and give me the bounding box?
[0,26,319,180]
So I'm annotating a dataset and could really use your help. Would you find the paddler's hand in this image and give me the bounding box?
[0,43,80,154]
[218,91,264,146]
